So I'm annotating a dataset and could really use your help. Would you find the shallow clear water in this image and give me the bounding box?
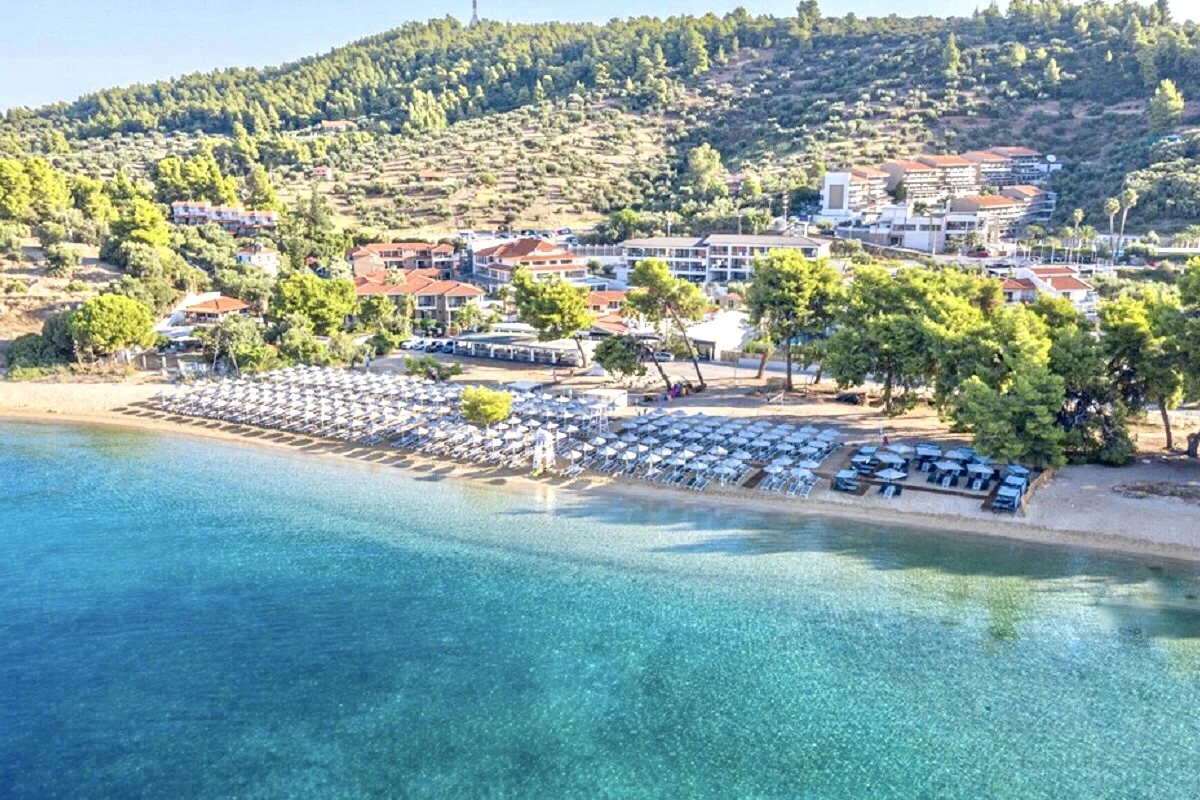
[2,420,1200,798]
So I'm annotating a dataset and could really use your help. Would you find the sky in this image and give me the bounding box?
[1,0,1192,111]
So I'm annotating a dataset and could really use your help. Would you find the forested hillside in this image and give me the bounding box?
[2,0,1199,237]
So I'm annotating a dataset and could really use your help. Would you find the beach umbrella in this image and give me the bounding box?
[764,464,784,474]
[589,436,608,446]
[680,449,697,460]
[580,443,595,452]
[876,452,904,466]
[601,446,619,457]
[875,467,907,482]
[943,449,969,461]
[712,446,729,456]
[967,462,994,476]
[646,453,662,464]
[887,443,915,455]
[634,444,650,453]
[818,428,841,440]
[665,457,687,466]
[799,459,821,470]
[621,450,638,461]
[731,450,753,461]
[933,460,962,472]
[689,461,710,471]
[730,436,749,446]
[776,443,795,453]
[654,447,674,457]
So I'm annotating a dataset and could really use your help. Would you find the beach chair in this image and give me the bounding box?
[881,484,898,499]
[797,478,815,498]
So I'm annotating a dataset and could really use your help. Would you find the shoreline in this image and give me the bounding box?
[4,395,1200,566]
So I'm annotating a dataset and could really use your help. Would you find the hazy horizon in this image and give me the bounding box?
[2,0,1187,112]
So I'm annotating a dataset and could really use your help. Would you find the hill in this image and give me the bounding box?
[2,1,1199,240]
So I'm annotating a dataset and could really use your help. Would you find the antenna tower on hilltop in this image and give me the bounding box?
[470,0,480,26]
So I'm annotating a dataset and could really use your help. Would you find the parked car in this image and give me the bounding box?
[397,340,414,350]
[410,341,427,351]
[653,352,676,362]
[425,341,443,353]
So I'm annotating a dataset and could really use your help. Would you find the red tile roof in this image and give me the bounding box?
[850,165,889,178]
[1047,276,1092,292]
[587,291,627,306]
[1001,278,1037,291]
[917,154,975,167]
[187,296,250,314]
[989,146,1041,157]
[882,160,937,172]
[1027,266,1076,276]
[959,195,1021,208]
[593,313,629,334]
[474,238,569,259]
[962,150,1012,163]
[349,242,454,258]
[354,272,483,298]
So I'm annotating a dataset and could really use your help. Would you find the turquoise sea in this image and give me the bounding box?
[2,420,1200,798]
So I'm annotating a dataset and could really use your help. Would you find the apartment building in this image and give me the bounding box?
[705,235,829,283]
[949,195,1026,241]
[915,155,982,197]
[347,242,457,278]
[471,238,589,285]
[988,147,1060,184]
[1001,185,1057,224]
[353,270,484,325]
[619,234,831,284]
[820,166,890,220]
[620,237,709,284]
[962,150,1014,186]
[879,160,942,202]
[170,201,278,235]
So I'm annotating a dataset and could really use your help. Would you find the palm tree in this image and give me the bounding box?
[1118,188,1139,259]
[1070,208,1084,264]
[1079,225,1099,263]
[1177,224,1200,249]
[1103,197,1120,264]
[1047,236,1062,263]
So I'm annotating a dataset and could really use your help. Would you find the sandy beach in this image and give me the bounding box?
[2,379,1199,564]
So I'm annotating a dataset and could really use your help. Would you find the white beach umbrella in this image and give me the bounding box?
[875,468,907,482]
[799,460,822,470]
[887,443,915,455]
[764,464,784,474]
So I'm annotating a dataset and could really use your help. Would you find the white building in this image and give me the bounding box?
[236,244,280,276]
[618,234,832,285]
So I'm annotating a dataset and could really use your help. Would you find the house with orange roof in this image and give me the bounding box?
[347,242,457,277]
[182,296,252,325]
[586,290,626,314]
[354,270,484,325]
[1004,266,1097,316]
[471,238,589,285]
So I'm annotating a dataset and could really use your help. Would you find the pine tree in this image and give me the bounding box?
[1149,78,1185,135]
